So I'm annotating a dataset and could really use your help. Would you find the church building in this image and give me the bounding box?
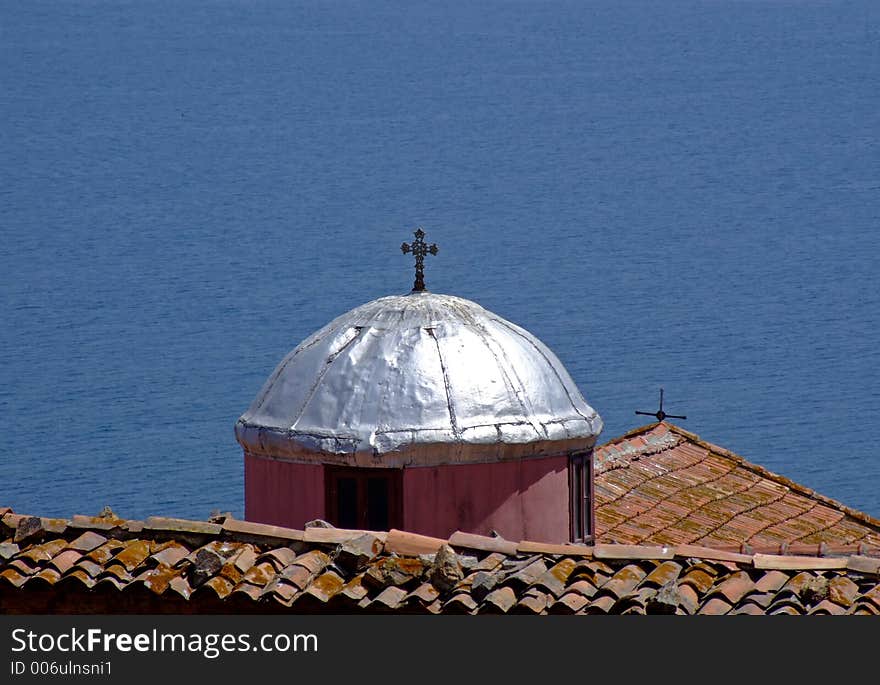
[235,229,603,543]
[3,228,880,615]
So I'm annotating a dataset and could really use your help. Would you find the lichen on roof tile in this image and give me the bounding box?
[2,503,880,615]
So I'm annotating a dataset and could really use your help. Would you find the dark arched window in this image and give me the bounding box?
[325,466,402,531]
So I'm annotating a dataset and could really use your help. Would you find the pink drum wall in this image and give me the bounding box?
[245,452,571,542]
[244,455,325,527]
[402,456,570,542]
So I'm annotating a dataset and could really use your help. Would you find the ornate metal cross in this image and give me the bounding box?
[635,388,687,422]
[401,227,439,292]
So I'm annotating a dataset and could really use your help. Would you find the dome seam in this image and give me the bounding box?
[288,326,365,431]
[426,327,460,440]
[492,318,594,424]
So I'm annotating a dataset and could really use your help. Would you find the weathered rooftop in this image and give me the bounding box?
[2,507,879,615]
[594,423,880,549]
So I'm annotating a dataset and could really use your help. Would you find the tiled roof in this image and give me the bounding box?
[2,508,880,615]
[594,423,880,549]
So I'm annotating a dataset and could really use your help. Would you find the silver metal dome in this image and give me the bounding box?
[235,292,603,467]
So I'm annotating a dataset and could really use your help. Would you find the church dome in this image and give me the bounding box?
[235,291,603,467]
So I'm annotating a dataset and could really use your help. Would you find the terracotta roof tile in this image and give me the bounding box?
[679,566,716,595]
[99,564,134,583]
[30,568,62,586]
[444,592,478,614]
[753,570,790,594]
[566,579,599,599]
[468,570,497,601]
[221,518,304,543]
[594,544,674,560]
[768,595,808,615]
[753,554,847,571]
[93,575,128,592]
[19,539,67,563]
[8,559,35,576]
[584,594,616,615]
[138,565,177,595]
[501,557,547,590]
[70,558,103,579]
[3,507,880,615]
[167,574,194,599]
[57,568,96,589]
[256,547,298,570]
[151,542,190,568]
[0,568,30,588]
[263,578,298,604]
[827,576,859,607]
[482,586,518,613]
[198,575,235,600]
[740,591,776,609]
[49,550,83,575]
[67,531,107,553]
[643,560,683,587]
[594,423,880,549]
[777,571,814,599]
[228,581,262,601]
[698,597,733,615]
[0,542,20,561]
[69,513,125,530]
[333,574,365,602]
[384,529,446,556]
[113,540,152,571]
[534,558,577,596]
[144,517,222,536]
[87,541,126,565]
[808,599,847,615]
[858,585,880,609]
[852,604,880,615]
[597,564,647,598]
[550,591,589,614]
[470,552,507,572]
[515,588,549,614]
[448,531,518,555]
[370,585,408,610]
[769,604,803,615]
[242,560,277,587]
[364,556,424,589]
[407,582,440,605]
[516,541,592,556]
[279,564,313,591]
[707,571,755,604]
[731,603,766,615]
[305,571,346,604]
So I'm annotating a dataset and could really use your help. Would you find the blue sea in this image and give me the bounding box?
[2,0,879,521]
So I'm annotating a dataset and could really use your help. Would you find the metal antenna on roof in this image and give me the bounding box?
[401,227,439,293]
[635,388,687,422]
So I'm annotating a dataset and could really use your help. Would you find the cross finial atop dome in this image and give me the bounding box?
[401,227,439,292]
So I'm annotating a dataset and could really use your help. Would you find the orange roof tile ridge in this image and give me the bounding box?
[595,426,684,474]
[596,422,666,449]
[662,424,880,534]
[6,509,880,576]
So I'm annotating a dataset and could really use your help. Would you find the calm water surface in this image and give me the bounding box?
[2,0,879,520]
